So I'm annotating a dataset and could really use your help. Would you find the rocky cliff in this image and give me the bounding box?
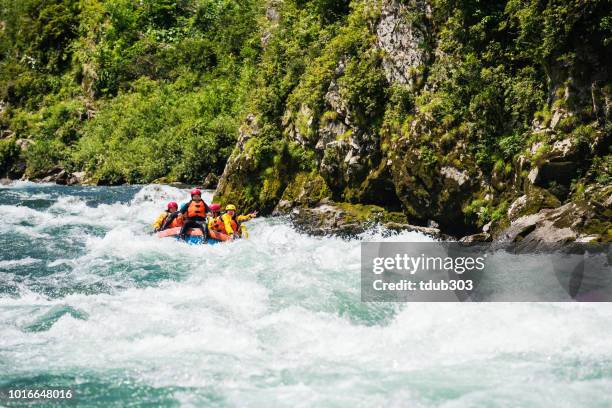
[214,0,611,244]
[2,0,608,245]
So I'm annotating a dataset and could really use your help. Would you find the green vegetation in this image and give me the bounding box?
[1,0,260,182]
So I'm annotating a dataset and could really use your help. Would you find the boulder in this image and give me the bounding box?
[290,201,418,237]
[67,171,86,185]
[526,137,585,192]
[496,201,610,251]
[36,167,87,185]
[529,161,578,189]
[291,203,364,236]
[54,170,70,185]
[39,167,66,183]
[507,187,561,221]
[273,172,332,214]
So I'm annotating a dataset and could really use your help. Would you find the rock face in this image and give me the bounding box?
[214,1,611,242]
[273,172,332,214]
[214,114,260,209]
[376,0,431,87]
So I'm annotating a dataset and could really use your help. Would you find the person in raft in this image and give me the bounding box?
[207,203,223,232]
[217,204,257,239]
[153,202,184,232]
[161,188,210,241]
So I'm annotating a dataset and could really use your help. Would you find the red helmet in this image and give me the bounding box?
[167,201,178,210]
[190,188,201,196]
[209,203,221,211]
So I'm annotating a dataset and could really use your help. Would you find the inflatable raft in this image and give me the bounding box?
[156,226,232,245]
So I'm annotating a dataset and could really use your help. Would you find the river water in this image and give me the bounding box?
[1,183,611,407]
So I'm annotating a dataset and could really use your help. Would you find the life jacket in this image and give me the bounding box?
[186,200,207,219]
[209,215,224,232]
[222,212,240,236]
[168,213,184,228]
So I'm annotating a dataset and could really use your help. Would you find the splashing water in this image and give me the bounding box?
[1,183,611,407]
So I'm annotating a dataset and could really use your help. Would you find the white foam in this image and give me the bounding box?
[0,257,42,269]
[1,184,611,406]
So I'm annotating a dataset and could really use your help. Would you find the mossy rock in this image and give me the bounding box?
[280,172,332,207]
[335,202,408,224]
[290,201,409,236]
[507,186,562,221]
[525,186,562,215]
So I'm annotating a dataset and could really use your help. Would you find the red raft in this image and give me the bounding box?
[156,226,231,244]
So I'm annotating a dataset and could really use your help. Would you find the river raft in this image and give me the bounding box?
[156,226,232,245]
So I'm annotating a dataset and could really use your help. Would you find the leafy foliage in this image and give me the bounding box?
[1,0,261,182]
[0,0,609,198]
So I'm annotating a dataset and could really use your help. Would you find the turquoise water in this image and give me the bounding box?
[1,183,611,407]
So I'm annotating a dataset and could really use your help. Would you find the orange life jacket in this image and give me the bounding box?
[210,216,224,232]
[168,213,184,228]
[186,200,207,218]
[229,218,239,234]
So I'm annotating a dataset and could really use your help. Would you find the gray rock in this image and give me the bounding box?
[551,138,574,157]
[324,60,349,119]
[383,221,443,239]
[273,199,293,215]
[507,195,528,220]
[376,0,431,86]
[529,161,578,190]
[482,221,492,233]
[38,167,65,183]
[15,138,34,151]
[459,232,492,243]
[527,167,539,185]
[291,204,363,236]
[496,202,604,251]
[440,166,468,187]
[67,171,86,185]
[290,201,444,239]
[54,170,70,185]
[605,193,612,208]
[550,108,564,129]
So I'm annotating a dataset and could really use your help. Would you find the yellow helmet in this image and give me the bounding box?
[225,204,236,211]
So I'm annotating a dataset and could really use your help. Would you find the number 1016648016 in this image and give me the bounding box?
[1,388,74,400]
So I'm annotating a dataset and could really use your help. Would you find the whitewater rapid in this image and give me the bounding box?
[1,183,611,407]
